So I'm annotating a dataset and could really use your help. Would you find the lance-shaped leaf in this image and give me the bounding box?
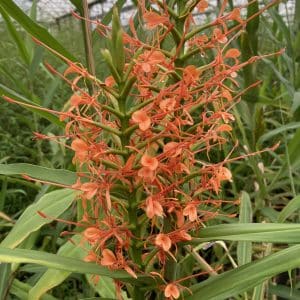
[0,0,77,62]
[192,223,300,243]
[0,164,77,186]
[0,84,63,127]
[186,244,300,300]
[0,189,75,249]
[0,247,154,285]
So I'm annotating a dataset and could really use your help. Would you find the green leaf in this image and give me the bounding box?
[29,45,45,79]
[0,189,75,249]
[69,0,83,14]
[86,275,118,300]
[257,122,300,145]
[0,0,77,62]
[0,263,10,300]
[288,127,300,169]
[186,244,300,300]
[10,279,57,300]
[0,83,63,127]
[269,284,300,300]
[0,5,30,65]
[29,236,84,300]
[0,248,150,284]
[192,223,300,243]
[0,164,77,186]
[237,192,252,266]
[278,195,300,223]
[291,91,300,114]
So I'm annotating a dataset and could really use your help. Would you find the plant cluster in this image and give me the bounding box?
[1,0,293,299]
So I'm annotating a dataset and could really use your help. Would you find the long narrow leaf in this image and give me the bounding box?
[0,83,63,127]
[0,247,152,284]
[28,236,84,300]
[0,164,77,186]
[257,122,300,145]
[237,192,252,266]
[0,6,30,64]
[278,195,300,223]
[186,244,300,300]
[0,189,75,249]
[192,223,300,243]
[0,0,77,62]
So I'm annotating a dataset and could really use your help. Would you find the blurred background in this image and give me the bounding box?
[0,1,300,299]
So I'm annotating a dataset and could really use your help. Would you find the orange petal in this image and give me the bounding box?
[101,249,116,266]
[137,167,155,182]
[141,154,159,171]
[71,139,89,152]
[143,11,169,29]
[84,227,101,243]
[164,283,180,299]
[155,233,172,251]
[132,110,151,131]
[225,48,241,59]
[197,0,208,13]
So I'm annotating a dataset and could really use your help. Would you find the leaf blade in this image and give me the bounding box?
[0,189,75,249]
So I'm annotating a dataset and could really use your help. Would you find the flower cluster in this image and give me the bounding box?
[12,0,281,299]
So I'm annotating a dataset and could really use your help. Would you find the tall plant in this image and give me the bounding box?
[3,1,300,300]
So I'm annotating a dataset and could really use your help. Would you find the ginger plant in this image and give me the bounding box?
[4,0,282,299]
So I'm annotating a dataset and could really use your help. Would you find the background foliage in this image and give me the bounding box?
[0,0,300,299]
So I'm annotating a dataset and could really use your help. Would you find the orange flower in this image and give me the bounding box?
[70,94,82,107]
[215,124,232,133]
[71,139,89,162]
[80,182,98,199]
[143,11,169,29]
[145,197,163,219]
[183,65,201,85]
[197,0,208,13]
[213,28,228,44]
[104,75,115,87]
[101,249,117,266]
[141,154,159,171]
[225,48,241,59]
[228,8,244,24]
[84,227,101,243]
[221,89,233,101]
[137,166,156,182]
[84,251,97,262]
[183,204,198,221]
[164,283,180,299]
[155,233,172,251]
[218,166,232,181]
[163,142,182,158]
[132,110,151,131]
[225,48,241,64]
[159,97,176,112]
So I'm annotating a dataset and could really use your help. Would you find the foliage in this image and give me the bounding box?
[0,0,300,299]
